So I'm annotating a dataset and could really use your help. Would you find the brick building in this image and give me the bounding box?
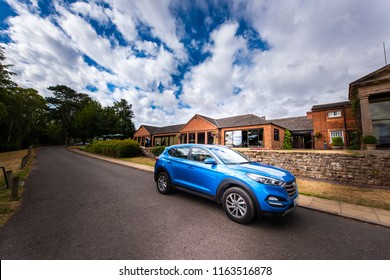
[134,65,390,150]
[134,113,314,149]
[309,101,358,149]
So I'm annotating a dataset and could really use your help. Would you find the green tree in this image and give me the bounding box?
[112,99,136,138]
[73,100,104,144]
[283,129,292,150]
[0,87,49,150]
[0,46,17,90]
[100,106,120,135]
[0,47,17,149]
[46,85,92,144]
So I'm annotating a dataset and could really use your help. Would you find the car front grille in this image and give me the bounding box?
[284,181,297,197]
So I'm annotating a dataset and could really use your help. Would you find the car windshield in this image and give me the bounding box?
[209,147,250,165]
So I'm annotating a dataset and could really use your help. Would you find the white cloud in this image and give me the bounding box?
[2,0,390,128]
[181,22,248,114]
[70,1,111,24]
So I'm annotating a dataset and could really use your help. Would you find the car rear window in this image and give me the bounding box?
[168,147,190,159]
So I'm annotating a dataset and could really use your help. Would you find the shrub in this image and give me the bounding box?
[85,139,141,158]
[283,129,292,150]
[151,146,166,156]
[331,136,343,147]
[362,135,377,144]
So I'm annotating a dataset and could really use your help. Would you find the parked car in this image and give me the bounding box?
[154,144,299,224]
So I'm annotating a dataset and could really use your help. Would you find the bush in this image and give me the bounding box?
[151,146,166,157]
[283,129,292,150]
[331,136,343,147]
[85,139,141,158]
[362,135,377,144]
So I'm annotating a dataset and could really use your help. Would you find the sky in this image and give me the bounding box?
[1,0,390,128]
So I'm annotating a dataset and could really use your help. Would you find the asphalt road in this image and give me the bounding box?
[0,147,389,260]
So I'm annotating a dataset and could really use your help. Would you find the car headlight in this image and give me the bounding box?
[246,173,284,186]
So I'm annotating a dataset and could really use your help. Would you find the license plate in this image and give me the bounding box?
[293,197,299,206]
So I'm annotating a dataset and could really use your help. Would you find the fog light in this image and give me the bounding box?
[267,196,284,207]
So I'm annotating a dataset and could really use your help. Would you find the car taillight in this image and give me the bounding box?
[156,156,159,161]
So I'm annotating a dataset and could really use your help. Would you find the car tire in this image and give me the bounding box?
[156,171,173,194]
[222,187,255,224]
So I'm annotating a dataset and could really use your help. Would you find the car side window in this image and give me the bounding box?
[168,147,190,159]
[190,147,213,162]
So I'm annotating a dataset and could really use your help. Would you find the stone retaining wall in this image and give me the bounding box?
[241,150,390,188]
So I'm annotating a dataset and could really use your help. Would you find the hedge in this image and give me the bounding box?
[151,146,166,156]
[85,139,141,158]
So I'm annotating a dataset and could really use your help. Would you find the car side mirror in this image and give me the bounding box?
[204,158,217,165]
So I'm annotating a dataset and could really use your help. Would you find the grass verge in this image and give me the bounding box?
[121,156,155,166]
[297,177,390,210]
[0,149,35,227]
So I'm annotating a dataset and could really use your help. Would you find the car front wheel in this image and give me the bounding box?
[156,172,172,194]
[222,187,255,224]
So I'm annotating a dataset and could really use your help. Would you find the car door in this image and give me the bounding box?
[166,146,191,186]
[184,147,218,195]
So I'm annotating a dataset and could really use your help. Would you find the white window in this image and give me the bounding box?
[329,130,344,142]
[328,111,342,118]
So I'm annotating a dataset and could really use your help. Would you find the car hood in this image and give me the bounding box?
[228,162,295,182]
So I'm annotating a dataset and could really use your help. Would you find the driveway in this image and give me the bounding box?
[0,147,389,259]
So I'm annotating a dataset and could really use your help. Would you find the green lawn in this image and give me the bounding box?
[0,149,33,227]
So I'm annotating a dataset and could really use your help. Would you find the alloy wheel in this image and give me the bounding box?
[225,193,247,218]
[158,174,168,192]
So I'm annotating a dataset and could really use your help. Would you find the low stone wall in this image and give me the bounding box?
[240,150,390,188]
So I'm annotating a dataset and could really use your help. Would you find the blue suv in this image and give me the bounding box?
[154,144,299,224]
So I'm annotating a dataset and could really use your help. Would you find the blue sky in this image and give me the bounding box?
[1,0,390,127]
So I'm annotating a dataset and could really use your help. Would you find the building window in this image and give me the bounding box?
[328,111,342,118]
[188,133,196,143]
[330,130,344,142]
[369,93,390,147]
[274,128,280,141]
[248,129,263,146]
[180,134,187,144]
[207,132,214,144]
[197,132,205,144]
[225,131,233,146]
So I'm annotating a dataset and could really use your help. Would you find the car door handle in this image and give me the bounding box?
[166,160,172,164]
[188,166,194,169]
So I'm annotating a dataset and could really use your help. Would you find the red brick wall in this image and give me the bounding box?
[312,107,357,149]
[180,115,217,132]
[134,126,151,138]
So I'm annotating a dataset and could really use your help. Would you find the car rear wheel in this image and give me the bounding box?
[222,187,255,224]
[156,172,172,194]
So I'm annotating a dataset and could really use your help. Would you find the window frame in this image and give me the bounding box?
[189,147,213,162]
[274,128,280,141]
[329,130,344,142]
[327,111,342,118]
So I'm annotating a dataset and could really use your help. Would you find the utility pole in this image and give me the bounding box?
[384,42,388,66]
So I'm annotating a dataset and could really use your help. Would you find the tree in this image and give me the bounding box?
[112,99,136,138]
[0,46,17,90]
[73,100,104,144]
[100,106,120,135]
[283,129,292,150]
[0,87,49,150]
[46,85,92,144]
